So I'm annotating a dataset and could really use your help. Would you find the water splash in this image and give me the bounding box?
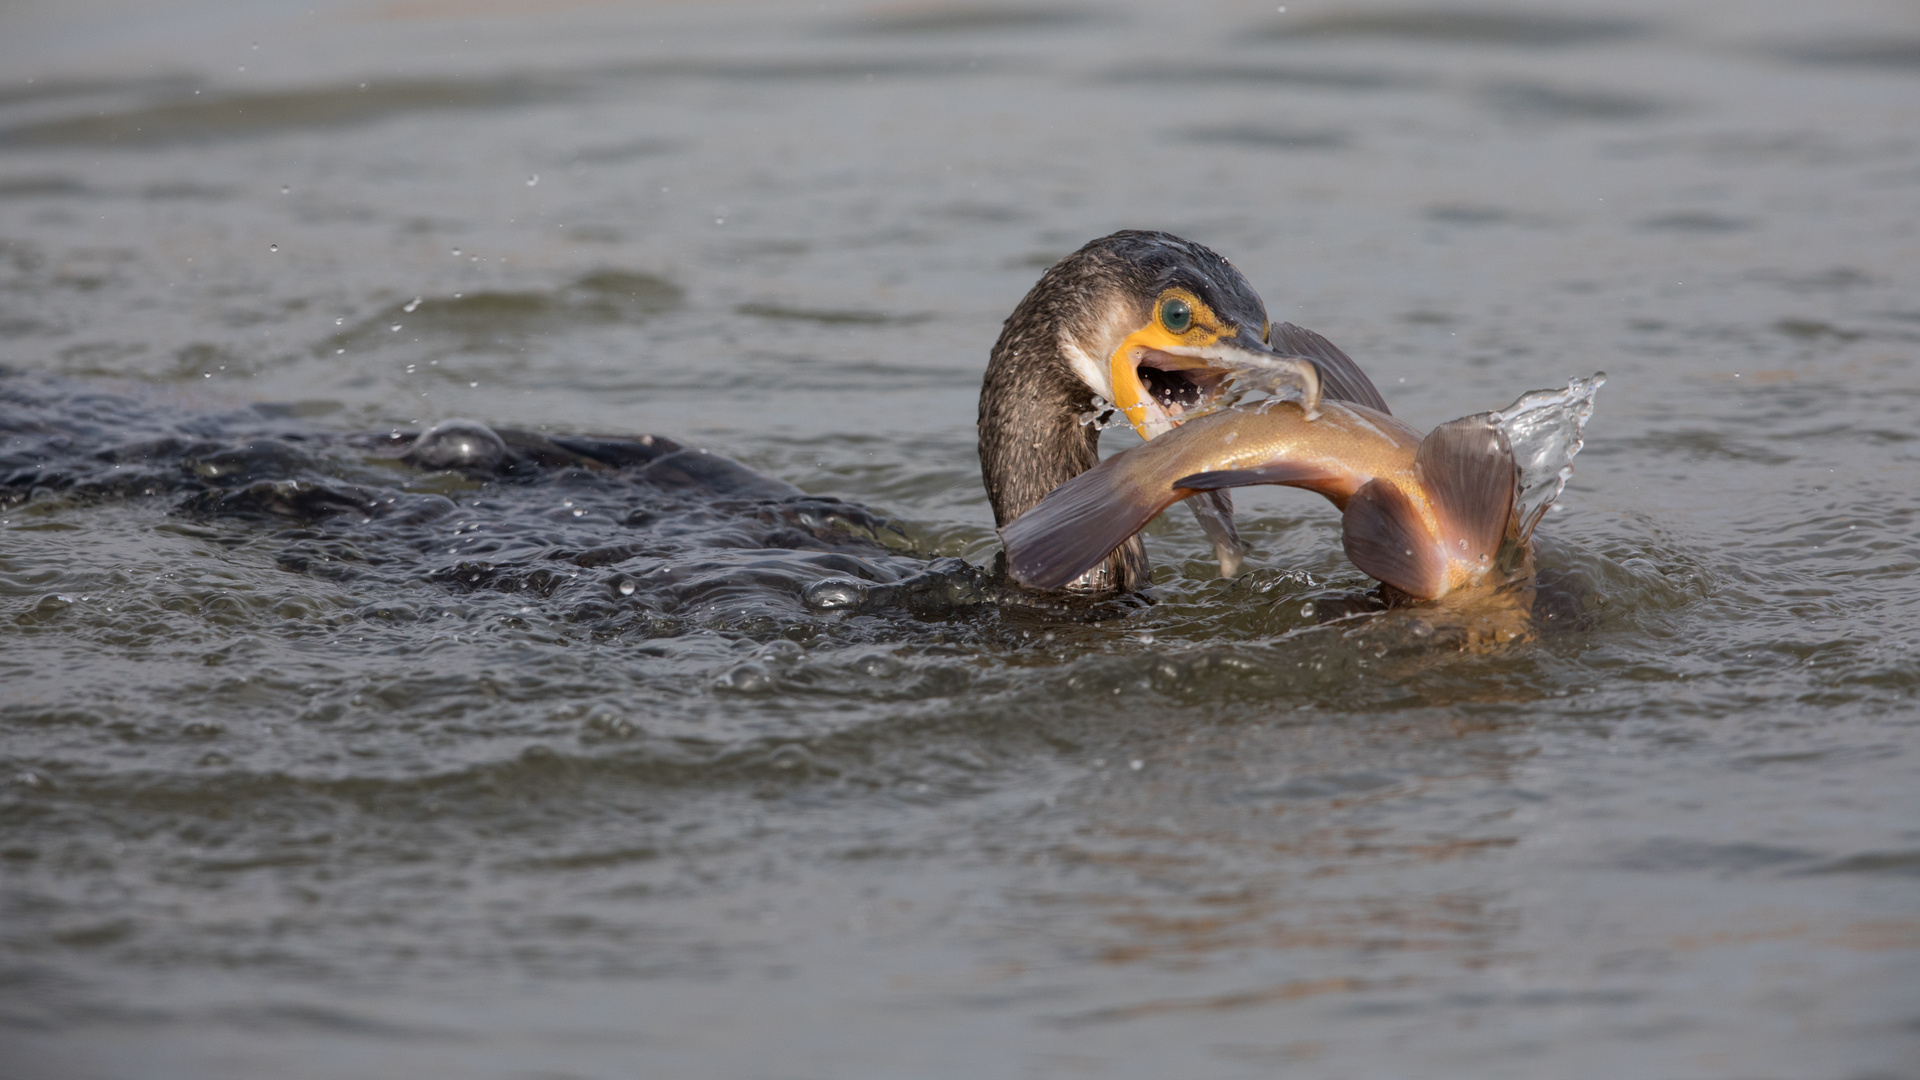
[1494,372,1605,541]
[1077,400,1128,430]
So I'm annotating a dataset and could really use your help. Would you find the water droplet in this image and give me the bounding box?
[280,185,289,194]
[1130,759,1144,771]
[268,244,278,252]
[1300,601,1315,617]
[390,324,402,332]
[469,381,479,389]
[1458,538,1468,550]
[451,248,461,257]
[714,217,725,225]
[334,317,344,325]
[526,174,539,187]
[571,508,584,517]
[403,296,422,313]
[335,348,345,355]
[616,578,636,597]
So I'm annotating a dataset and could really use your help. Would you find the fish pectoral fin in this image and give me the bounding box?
[1187,488,1245,578]
[1341,478,1448,600]
[1414,415,1520,573]
[1171,463,1344,492]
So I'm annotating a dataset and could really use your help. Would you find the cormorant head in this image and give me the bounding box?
[1036,230,1320,439]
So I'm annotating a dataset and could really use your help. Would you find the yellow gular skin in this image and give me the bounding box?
[1106,290,1229,437]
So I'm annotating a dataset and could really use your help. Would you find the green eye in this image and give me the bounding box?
[1159,297,1193,333]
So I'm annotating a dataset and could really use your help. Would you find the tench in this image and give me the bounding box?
[1000,399,1534,600]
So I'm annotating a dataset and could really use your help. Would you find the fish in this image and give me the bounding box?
[999,399,1534,600]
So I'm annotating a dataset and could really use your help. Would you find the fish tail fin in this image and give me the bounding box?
[1000,457,1183,591]
[1340,415,1520,599]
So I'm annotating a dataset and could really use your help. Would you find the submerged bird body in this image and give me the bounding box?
[1000,399,1533,602]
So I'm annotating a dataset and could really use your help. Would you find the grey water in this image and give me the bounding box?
[1,1,1917,1077]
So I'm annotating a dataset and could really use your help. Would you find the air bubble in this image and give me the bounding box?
[403,418,507,471]
[803,577,868,611]
[853,652,898,678]
[716,662,774,693]
[768,744,813,770]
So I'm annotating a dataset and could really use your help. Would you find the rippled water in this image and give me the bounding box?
[2,1,1917,1077]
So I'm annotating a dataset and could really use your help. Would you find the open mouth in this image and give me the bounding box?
[1109,335,1321,441]
[1132,348,1232,420]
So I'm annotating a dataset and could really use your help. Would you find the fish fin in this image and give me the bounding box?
[1414,415,1520,575]
[1172,462,1345,491]
[1341,478,1448,599]
[1187,488,1245,578]
[1267,322,1391,414]
[1000,457,1183,591]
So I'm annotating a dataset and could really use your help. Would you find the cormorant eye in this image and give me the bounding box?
[1159,297,1193,333]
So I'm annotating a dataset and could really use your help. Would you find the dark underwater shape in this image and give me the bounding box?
[0,371,1019,635]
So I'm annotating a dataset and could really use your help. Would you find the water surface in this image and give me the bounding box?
[1,1,1916,1077]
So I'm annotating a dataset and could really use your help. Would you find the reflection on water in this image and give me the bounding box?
[1,0,1917,1077]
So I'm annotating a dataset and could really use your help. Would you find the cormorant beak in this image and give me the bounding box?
[1107,325,1322,441]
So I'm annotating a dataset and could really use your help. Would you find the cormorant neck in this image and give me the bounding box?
[978,318,1147,592]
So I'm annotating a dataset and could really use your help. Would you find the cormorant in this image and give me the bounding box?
[977,230,1388,591]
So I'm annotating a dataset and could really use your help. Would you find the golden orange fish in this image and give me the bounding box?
[1000,399,1535,600]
